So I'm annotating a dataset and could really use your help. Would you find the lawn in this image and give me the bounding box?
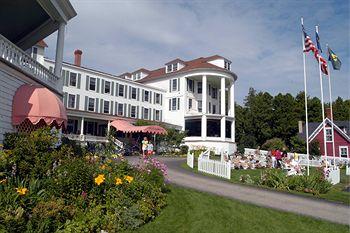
[182,162,350,205]
[131,186,349,233]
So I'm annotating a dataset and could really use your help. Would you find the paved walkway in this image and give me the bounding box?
[128,156,350,225]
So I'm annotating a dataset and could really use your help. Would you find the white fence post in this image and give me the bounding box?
[187,151,194,168]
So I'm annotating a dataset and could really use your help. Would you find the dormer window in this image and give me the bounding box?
[166,63,178,73]
[224,60,231,70]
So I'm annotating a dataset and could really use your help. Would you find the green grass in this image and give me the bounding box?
[130,186,349,233]
[182,162,350,205]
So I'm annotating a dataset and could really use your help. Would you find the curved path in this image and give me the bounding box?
[128,156,350,225]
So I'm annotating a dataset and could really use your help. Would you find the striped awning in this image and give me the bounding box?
[110,119,167,135]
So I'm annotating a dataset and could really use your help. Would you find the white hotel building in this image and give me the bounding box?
[40,49,237,154]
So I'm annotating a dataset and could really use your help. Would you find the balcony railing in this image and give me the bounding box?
[0,34,61,93]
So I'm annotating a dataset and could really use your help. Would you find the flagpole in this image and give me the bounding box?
[316,25,328,168]
[326,44,336,167]
[301,17,310,176]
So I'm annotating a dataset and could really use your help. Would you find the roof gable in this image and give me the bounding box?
[308,118,350,142]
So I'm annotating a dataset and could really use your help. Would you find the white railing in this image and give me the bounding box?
[187,151,194,168]
[111,137,124,148]
[198,152,231,179]
[0,34,60,93]
[346,165,350,176]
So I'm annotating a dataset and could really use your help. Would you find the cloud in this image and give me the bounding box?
[44,0,349,103]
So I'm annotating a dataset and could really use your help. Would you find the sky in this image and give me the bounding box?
[44,0,349,104]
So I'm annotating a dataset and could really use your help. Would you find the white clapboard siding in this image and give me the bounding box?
[187,151,194,168]
[0,68,26,143]
[198,156,231,179]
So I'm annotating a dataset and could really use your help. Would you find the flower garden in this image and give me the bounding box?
[0,128,168,232]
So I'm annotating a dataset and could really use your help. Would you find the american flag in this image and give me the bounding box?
[303,27,328,75]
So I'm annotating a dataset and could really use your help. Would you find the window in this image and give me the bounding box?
[198,100,202,112]
[169,98,180,111]
[104,81,111,94]
[131,87,137,99]
[197,82,202,94]
[167,64,172,73]
[89,77,96,91]
[187,79,194,92]
[155,110,161,121]
[69,73,77,87]
[117,103,124,116]
[118,84,124,97]
[208,84,212,96]
[213,105,216,114]
[103,100,110,114]
[143,108,149,120]
[339,146,348,158]
[32,47,38,60]
[144,90,150,102]
[130,106,137,118]
[208,102,211,113]
[88,98,95,111]
[173,63,178,71]
[172,79,178,91]
[188,99,193,110]
[155,93,161,104]
[224,61,231,70]
[68,94,76,109]
[212,87,217,99]
[326,128,333,142]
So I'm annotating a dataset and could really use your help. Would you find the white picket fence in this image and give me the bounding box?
[198,151,231,179]
[346,165,350,175]
[187,151,194,168]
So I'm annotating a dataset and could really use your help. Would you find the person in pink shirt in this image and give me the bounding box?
[275,149,282,168]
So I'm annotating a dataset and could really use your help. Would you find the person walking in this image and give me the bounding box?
[141,137,148,157]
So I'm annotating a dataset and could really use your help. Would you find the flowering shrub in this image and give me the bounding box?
[0,129,168,232]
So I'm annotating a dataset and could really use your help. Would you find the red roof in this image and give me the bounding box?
[110,120,167,135]
[36,40,48,48]
[137,55,233,83]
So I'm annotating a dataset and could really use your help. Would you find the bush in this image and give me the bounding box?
[310,140,321,156]
[261,138,287,151]
[0,128,168,232]
[180,145,189,155]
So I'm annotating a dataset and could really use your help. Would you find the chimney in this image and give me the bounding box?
[74,49,82,67]
[326,108,332,120]
[298,120,303,133]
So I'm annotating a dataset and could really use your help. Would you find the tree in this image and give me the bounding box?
[289,135,306,153]
[261,138,286,151]
[332,97,350,121]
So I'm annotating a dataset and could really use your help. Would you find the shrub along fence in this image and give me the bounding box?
[198,150,231,179]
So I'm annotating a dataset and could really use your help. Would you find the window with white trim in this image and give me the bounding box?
[143,108,149,120]
[188,99,193,110]
[166,63,178,73]
[68,94,76,109]
[212,87,217,99]
[197,82,202,94]
[104,81,111,94]
[339,146,348,158]
[198,100,202,112]
[69,73,77,87]
[172,79,178,91]
[155,93,161,104]
[131,87,137,99]
[103,100,110,114]
[117,103,124,116]
[325,128,333,142]
[32,47,38,60]
[224,60,231,70]
[144,90,150,102]
[187,79,194,92]
[208,102,211,113]
[89,77,96,91]
[118,84,124,97]
[155,110,161,121]
[169,98,180,111]
[213,105,216,114]
[88,98,95,111]
[130,106,137,118]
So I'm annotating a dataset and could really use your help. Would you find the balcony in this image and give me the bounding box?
[0,34,62,94]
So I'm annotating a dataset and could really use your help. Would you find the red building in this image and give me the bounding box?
[298,110,349,158]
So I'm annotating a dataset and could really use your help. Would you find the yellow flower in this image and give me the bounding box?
[16,187,28,196]
[115,177,123,185]
[124,175,134,183]
[100,164,106,170]
[94,174,105,186]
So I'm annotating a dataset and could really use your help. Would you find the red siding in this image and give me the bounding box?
[312,124,350,158]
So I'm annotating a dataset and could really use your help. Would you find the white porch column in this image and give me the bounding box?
[201,75,207,139]
[230,81,235,142]
[80,117,84,135]
[107,120,111,136]
[220,77,226,141]
[54,22,66,90]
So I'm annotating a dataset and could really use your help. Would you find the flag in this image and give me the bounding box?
[303,28,328,75]
[328,47,341,70]
[315,30,322,53]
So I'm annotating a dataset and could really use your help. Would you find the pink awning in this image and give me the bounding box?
[12,84,67,128]
[110,119,167,135]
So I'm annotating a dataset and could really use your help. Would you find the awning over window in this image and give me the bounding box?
[110,119,167,135]
[12,84,67,128]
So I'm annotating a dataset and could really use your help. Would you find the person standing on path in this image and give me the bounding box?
[141,137,149,157]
